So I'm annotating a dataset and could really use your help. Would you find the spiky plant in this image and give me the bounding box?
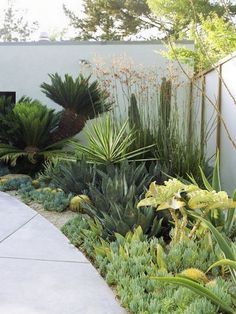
[41,73,112,142]
[74,114,154,165]
[0,100,72,173]
[39,159,97,195]
[83,162,163,238]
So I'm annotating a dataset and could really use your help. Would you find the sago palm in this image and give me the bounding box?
[41,73,112,142]
[0,100,72,173]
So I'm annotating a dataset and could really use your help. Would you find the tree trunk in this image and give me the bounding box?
[50,109,87,143]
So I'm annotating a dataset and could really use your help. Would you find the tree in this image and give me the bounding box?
[0,1,38,42]
[63,0,236,40]
[148,1,236,71]
[165,13,236,71]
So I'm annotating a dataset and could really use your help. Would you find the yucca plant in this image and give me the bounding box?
[0,100,72,173]
[73,114,155,165]
[41,73,112,142]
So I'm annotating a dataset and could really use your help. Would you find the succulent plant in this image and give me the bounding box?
[180,268,209,284]
[83,162,164,238]
[39,159,97,195]
[69,195,92,212]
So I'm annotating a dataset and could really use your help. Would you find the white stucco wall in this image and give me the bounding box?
[0,40,193,110]
[193,52,236,194]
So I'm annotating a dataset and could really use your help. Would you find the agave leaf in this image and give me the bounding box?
[153,276,235,314]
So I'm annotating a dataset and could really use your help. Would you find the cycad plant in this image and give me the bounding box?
[41,73,112,142]
[0,100,71,174]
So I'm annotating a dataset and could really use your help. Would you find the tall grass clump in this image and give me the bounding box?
[92,56,211,182]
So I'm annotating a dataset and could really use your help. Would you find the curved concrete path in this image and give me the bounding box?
[0,192,125,314]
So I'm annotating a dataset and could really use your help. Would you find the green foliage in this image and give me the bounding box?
[138,178,236,241]
[39,159,97,195]
[41,73,112,141]
[41,73,111,117]
[0,99,71,173]
[9,100,61,148]
[62,218,225,313]
[0,177,31,192]
[0,163,9,176]
[63,0,236,40]
[191,214,236,283]
[74,115,154,165]
[189,152,236,236]
[159,77,171,129]
[19,183,72,212]
[0,2,38,42]
[83,162,164,238]
[128,94,142,131]
[164,12,236,71]
[127,93,156,161]
[62,215,104,257]
[63,0,152,40]
[165,236,218,274]
[0,95,15,115]
[154,276,235,314]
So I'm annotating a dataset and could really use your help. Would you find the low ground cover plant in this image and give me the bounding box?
[62,217,235,314]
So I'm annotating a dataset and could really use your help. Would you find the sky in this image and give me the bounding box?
[0,0,84,39]
[0,0,236,41]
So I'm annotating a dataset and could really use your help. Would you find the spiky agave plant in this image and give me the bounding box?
[41,73,112,142]
[82,162,163,238]
[0,100,72,173]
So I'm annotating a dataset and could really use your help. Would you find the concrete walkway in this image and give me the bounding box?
[0,192,125,314]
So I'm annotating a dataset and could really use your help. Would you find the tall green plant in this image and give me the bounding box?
[41,73,112,142]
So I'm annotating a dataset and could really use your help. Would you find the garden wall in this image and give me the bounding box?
[0,40,193,111]
[192,52,236,194]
